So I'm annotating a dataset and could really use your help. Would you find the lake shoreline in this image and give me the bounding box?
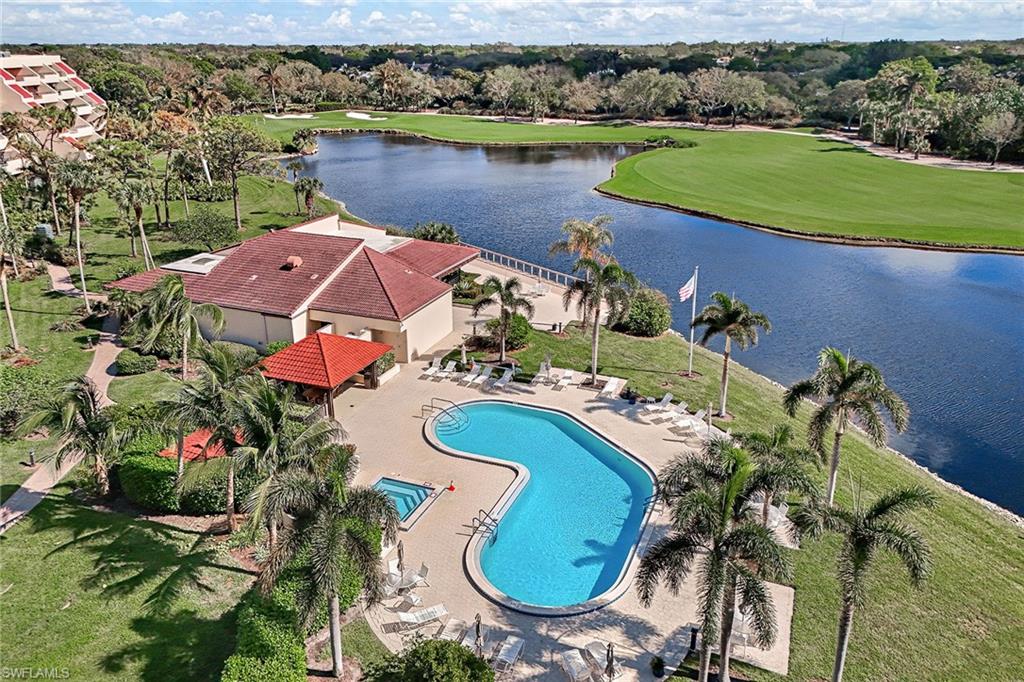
[304,127,1023,256]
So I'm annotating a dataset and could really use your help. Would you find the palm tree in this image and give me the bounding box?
[169,151,195,218]
[230,374,344,547]
[736,424,820,526]
[549,214,614,264]
[119,179,156,270]
[783,348,909,506]
[637,440,793,682]
[20,377,123,496]
[138,275,225,476]
[173,344,256,531]
[0,186,21,350]
[294,176,323,218]
[285,160,303,213]
[692,292,772,418]
[793,486,935,682]
[257,58,284,114]
[471,276,535,364]
[54,159,100,315]
[562,258,636,385]
[258,444,399,678]
[29,105,76,234]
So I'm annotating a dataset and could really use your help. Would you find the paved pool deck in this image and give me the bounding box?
[338,352,794,680]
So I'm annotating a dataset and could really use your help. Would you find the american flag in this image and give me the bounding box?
[678,273,697,302]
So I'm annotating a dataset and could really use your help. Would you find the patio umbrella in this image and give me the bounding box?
[460,344,467,366]
[706,402,713,436]
[396,540,405,574]
[543,353,552,380]
[605,642,615,681]
[473,613,483,657]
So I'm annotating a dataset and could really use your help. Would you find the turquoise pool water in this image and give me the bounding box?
[374,477,432,522]
[433,401,654,609]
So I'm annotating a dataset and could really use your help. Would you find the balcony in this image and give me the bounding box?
[74,104,93,116]
[36,91,60,104]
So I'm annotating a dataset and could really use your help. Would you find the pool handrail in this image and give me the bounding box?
[430,396,469,428]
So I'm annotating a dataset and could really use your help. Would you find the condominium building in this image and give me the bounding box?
[0,53,107,174]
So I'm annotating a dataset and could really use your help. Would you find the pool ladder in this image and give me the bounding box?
[472,508,500,542]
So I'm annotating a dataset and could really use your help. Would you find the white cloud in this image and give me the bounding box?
[362,9,386,26]
[325,8,352,28]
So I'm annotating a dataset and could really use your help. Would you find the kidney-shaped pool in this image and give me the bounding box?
[428,400,655,615]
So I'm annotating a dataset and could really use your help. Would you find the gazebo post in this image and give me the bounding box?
[325,389,336,419]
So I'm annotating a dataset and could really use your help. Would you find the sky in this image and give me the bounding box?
[2,0,1022,46]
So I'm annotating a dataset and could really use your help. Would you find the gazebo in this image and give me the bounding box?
[261,331,394,418]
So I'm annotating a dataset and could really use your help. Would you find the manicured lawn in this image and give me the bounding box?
[461,326,1024,681]
[316,617,392,668]
[107,370,181,405]
[250,111,1024,250]
[0,488,253,680]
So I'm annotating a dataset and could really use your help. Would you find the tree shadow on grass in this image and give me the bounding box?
[816,145,871,155]
[30,492,252,616]
[101,604,243,682]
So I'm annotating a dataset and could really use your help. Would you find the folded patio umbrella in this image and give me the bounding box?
[605,642,615,680]
[397,540,405,574]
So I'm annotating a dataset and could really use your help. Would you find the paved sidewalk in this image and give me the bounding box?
[0,267,120,533]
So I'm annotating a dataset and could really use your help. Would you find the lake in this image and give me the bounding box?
[289,133,1024,515]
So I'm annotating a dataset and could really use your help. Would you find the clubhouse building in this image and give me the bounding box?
[109,215,478,364]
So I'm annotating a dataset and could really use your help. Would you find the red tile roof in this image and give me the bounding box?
[8,83,32,100]
[107,268,204,295]
[85,91,104,105]
[261,332,392,388]
[158,428,234,461]
[54,61,76,75]
[311,247,450,321]
[0,68,14,81]
[388,240,479,278]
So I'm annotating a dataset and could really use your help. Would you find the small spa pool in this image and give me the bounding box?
[373,477,433,522]
[431,401,654,613]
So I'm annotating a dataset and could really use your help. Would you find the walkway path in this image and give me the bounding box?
[0,265,119,533]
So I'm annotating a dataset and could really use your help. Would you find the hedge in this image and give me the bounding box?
[263,340,292,356]
[364,639,495,682]
[116,349,159,375]
[221,587,306,682]
[119,451,257,515]
[0,364,64,436]
[119,454,180,512]
[374,351,396,375]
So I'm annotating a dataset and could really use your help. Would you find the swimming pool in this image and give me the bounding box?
[429,400,655,615]
[373,477,433,523]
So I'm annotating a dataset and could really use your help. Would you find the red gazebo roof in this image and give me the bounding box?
[261,332,393,389]
[158,428,233,461]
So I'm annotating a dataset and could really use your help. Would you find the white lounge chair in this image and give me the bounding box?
[654,401,688,422]
[492,635,525,674]
[584,641,623,680]
[532,282,550,297]
[396,603,447,631]
[642,393,673,413]
[599,377,623,397]
[670,408,707,432]
[420,357,443,378]
[399,562,429,589]
[471,366,494,386]
[559,649,593,681]
[436,618,467,642]
[433,360,457,380]
[492,368,514,391]
[555,369,575,390]
[458,365,482,385]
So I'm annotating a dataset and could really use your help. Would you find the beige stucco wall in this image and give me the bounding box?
[308,293,452,363]
[200,307,305,351]
[401,292,454,362]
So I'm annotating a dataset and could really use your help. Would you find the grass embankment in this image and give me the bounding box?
[251,111,1024,251]
[459,325,1024,681]
[0,488,253,680]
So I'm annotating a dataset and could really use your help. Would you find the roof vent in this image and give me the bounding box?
[282,256,303,271]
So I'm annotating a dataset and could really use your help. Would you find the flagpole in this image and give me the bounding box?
[687,265,699,376]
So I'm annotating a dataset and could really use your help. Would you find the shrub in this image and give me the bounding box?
[365,639,495,682]
[0,365,64,435]
[411,221,460,244]
[122,432,168,459]
[185,181,232,203]
[116,349,159,375]
[620,287,672,337]
[263,340,292,356]
[485,313,530,351]
[315,101,347,112]
[221,588,306,682]
[212,340,261,366]
[170,206,237,251]
[374,351,395,375]
[119,454,180,512]
[114,259,144,280]
[181,469,258,516]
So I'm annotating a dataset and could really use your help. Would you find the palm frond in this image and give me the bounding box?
[635,533,703,606]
